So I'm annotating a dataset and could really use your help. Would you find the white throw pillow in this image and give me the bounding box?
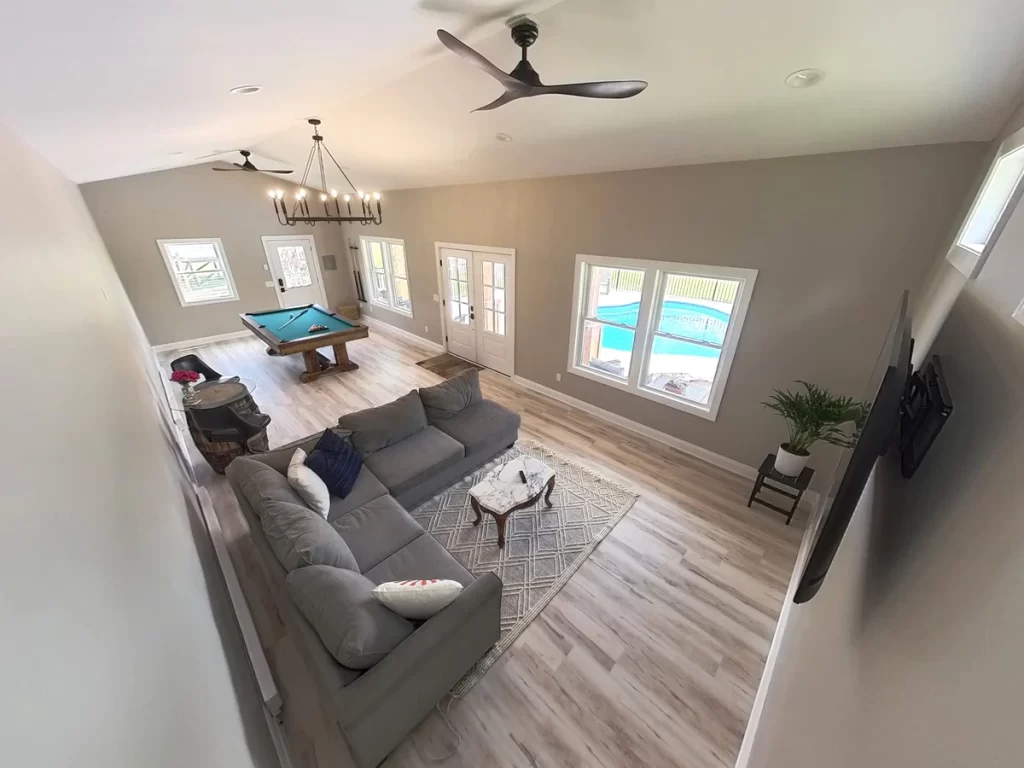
[372,579,464,620]
[287,448,330,518]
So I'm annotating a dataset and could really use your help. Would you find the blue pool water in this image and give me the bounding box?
[596,301,729,359]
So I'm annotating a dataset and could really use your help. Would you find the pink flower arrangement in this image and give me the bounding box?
[170,370,201,385]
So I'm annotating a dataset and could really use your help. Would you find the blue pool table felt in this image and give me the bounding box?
[246,306,357,342]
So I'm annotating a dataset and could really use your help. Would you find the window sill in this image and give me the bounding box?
[568,365,719,421]
[179,295,240,308]
[946,244,982,279]
[362,300,414,319]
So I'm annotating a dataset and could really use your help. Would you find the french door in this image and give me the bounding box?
[438,245,515,376]
[261,235,327,308]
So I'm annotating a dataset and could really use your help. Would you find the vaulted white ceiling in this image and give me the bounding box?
[4,0,1024,190]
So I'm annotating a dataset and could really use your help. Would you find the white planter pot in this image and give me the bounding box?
[774,444,809,476]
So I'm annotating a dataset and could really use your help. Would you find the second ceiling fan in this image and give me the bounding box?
[438,18,648,112]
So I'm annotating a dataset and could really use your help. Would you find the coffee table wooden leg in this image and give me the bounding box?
[470,497,482,526]
[544,476,556,507]
[495,512,509,549]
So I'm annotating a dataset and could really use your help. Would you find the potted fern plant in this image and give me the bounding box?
[763,381,868,476]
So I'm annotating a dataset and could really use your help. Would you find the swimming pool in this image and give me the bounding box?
[595,301,729,359]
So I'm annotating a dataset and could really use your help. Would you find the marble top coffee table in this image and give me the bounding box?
[468,456,556,549]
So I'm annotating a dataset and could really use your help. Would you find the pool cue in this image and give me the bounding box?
[279,307,309,330]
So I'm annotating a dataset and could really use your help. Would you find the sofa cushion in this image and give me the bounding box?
[228,456,305,518]
[419,369,482,423]
[363,426,465,499]
[363,533,473,586]
[287,448,330,517]
[250,427,352,475]
[305,428,363,498]
[262,500,359,572]
[331,495,424,572]
[286,566,414,669]
[432,400,521,456]
[338,391,428,457]
[325,466,389,522]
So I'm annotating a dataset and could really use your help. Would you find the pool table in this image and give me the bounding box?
[240,304,369,383]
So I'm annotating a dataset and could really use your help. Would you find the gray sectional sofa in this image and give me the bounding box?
[226,375,520,768]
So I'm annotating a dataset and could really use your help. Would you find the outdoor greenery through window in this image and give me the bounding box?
[157,238,238,306]
[361,236,412,315]
[569,255,757,420]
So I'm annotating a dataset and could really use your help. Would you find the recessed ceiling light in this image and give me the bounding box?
[495,133,513,143]
[229,85,262,95]
[785,69,825,89]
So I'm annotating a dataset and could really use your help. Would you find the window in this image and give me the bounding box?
[157,238,238,306]
[948,126,1024,279]
[360,236,413,316]
[567,254,757,421]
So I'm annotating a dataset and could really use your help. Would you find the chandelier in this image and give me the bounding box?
[269,118,382,226]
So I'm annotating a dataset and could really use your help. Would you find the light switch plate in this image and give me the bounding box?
[264,281,274,288]
[433,294,439,302]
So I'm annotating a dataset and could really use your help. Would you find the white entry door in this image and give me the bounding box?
[261,235,326,308]
[439,245,515,375]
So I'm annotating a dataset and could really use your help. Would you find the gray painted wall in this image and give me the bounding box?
[81,163,358,346]
[739,115,1024,766]
[741,269,1024,768]
[343,143,985,482]
[0,126,276,767]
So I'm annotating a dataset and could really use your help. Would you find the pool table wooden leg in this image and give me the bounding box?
[297,344,360,382]
[300,351,321,382]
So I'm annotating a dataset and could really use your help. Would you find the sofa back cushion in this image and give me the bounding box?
[418,368,482,423]
[338,390,428,457]
[262,500,359,572]
[304,428,363,498]
[227,456,305,518]
[286,565,414,669]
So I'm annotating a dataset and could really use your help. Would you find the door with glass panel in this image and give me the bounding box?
[261,235,326,308]
[439,246,515,375]
[472,251,514,375]
[440,248,477,361]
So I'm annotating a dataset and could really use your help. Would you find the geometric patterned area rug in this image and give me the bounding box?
[409,440,639,697]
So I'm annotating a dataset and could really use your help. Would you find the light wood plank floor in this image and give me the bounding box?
[159,325,805,768]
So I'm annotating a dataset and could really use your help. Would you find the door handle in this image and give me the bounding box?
[470,312,475,320]
[277,278,285,293]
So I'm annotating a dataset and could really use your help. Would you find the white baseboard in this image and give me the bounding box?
[360,314,444,354]
[151,329,251,352]
[510,375,820,510]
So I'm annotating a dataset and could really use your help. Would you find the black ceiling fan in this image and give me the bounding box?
[437,18,648,112]
[211,150,292,174]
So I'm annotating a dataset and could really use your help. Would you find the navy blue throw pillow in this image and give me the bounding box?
[304,429,363,499]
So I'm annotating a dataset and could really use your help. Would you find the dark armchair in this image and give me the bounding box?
[170,354,222,382]
[188,406,271,454]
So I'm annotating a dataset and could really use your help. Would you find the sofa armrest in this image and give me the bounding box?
[337,571,502,726]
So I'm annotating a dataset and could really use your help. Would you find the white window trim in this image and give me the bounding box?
[947,125,1024,279]
[157,237,239,307]
[566,253,757,422]
[359,235,414,317]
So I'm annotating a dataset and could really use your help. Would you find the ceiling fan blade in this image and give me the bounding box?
[211,167,244,171]
[263,169,294,174]
[536,80,648,99]
[437,29,518,87]
[472,89,529,112]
